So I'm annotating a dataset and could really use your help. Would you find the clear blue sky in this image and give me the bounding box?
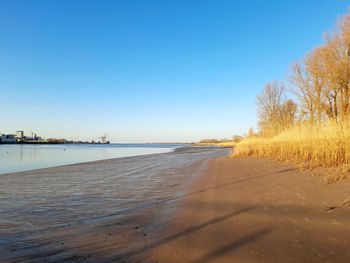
[1,1,348,142]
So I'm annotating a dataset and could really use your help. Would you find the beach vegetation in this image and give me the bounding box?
[233,11,350,181]
[232,135,244,143]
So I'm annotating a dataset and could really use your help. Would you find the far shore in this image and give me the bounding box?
[194,141,235,147]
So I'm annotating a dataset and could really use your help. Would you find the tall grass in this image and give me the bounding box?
[233,121,350,168]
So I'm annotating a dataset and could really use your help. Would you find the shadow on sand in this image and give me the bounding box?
[111,206,258,261]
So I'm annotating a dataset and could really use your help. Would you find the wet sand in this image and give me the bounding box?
[0,147,229,263]
[151,157,350,263]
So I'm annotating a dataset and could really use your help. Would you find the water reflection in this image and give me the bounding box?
[0,144,182,174]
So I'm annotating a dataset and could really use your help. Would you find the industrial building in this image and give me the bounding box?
[0,134,16,143]
[0,131,42,144]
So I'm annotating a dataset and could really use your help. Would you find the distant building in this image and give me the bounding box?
[16,131,24,138]
[0,130,45,144]
[0,134,16,143]
[33,133,42,141]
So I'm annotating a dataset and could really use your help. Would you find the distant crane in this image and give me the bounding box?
[97,133,108,144]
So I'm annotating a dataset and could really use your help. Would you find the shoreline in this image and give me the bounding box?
[2,150,350,262]
[150,156,350,263]
[0,145,227,176]
[0,144,186,175]
[0,149,173,176]
[0,147,229,263]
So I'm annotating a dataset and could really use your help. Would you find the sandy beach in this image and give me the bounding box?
[2,148,350,262]
[150,157,350,263]
[5,2,350,262]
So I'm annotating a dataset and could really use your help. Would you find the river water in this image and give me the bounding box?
[0,144,184,175]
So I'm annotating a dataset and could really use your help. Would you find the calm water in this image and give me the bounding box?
[0,144,186,174]
[0,147,230,262]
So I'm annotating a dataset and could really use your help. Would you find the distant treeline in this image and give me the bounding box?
[199,135,243,144]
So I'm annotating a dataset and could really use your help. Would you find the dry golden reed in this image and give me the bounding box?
[233,121,350,168]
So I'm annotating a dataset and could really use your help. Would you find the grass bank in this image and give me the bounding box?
[233,122,350,182]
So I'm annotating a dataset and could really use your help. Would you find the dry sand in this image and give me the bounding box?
[150,156,350,263]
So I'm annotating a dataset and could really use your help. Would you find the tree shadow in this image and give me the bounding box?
[183,169,286,199]
[111,206,256,261]
[193,227,273,263]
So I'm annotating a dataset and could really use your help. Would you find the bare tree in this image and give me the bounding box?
[305,48,327,123]
[290,62,317,123]
[313,13,350,121]
[288,12,350,123]
[244,127,256,139]
[232,135,244,143]
[257,82,286,136]
[280,99,297,128]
